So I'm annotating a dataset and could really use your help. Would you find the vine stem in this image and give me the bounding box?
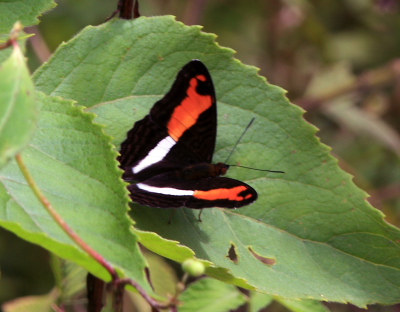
[116,278,175,309]
[15,154,174,309]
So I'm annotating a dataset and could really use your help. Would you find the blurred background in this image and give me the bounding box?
[1,0,399,311]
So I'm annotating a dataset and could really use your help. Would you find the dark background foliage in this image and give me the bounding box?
[1,0,399,311]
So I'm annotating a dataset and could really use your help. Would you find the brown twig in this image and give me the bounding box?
[119,0,135,19]
[133,0,140,18]
[0,38,12,50]
[116,278,175,310]
[25,26,52,64]
[107,0,140,21]
[182,0,207,25]
[87,273,106,312]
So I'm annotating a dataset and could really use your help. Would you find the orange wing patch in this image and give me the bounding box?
[194,186,252,201]
[167,75,212,141]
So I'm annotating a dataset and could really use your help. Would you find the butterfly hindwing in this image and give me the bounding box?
[129,173,258,209]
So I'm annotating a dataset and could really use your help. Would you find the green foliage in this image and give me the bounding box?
[179,278,247,312]
[277,298,331,312]
[0,0,56,34]
[248,291,273,312]
[2,289,57,312]
[32,16,400,307]
[0,43,37,169]
[1,2,400,311]
[0,92,150,291]
[50,257,87,302]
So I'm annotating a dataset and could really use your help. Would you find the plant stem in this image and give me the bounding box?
[16,153,175,309]
[15,153,119,280]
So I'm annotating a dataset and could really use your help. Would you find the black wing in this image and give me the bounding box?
[118,60,217,181]
[128,172,258,209]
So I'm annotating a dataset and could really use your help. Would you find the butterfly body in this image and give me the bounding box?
[118,60,257,209]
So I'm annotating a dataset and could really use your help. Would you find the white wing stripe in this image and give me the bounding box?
[133,136,176,174]
[137,183,194,196]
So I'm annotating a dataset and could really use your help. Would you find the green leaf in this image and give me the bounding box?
[276,298,330,312]
[50,257,87,302]
[143,249,179,298]
[32,16,400,307]
[249,291,273,312]
[0,0,56,34]
[0,43,37,169]
[179,278,247,312]
[0,92,151,293]
[2,288,58,312]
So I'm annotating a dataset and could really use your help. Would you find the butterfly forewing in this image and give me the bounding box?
[150,60,217,165]
[118,60,217,181]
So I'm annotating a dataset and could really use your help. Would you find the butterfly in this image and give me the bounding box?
[117,60,257,209]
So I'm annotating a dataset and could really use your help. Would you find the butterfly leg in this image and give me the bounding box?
[167,208,177,224]
[197,209,204,222]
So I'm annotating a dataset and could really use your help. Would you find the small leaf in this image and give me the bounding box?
[50,257,87,302]
[179,278,247,312]
[144,249,179,297]
[2,288,58,312]
[0,0,56,34]
[0,43,37,169]
[249,291,273,312]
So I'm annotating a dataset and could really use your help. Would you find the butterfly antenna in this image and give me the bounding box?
[225,118,285,174]
[224,118,255,164]
[229,164,284,173]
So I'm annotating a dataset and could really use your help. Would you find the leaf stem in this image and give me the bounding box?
[15,154,119,279]
[0,22,23,50]
[15,153,175,309]
[116,278,175,309]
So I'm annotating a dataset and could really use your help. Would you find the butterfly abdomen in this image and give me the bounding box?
[180,163,229,180]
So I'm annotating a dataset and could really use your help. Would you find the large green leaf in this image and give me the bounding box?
[0,42,36,169]
[33,16,400,307]
[0,92,151,293]
[0,0,56,34]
